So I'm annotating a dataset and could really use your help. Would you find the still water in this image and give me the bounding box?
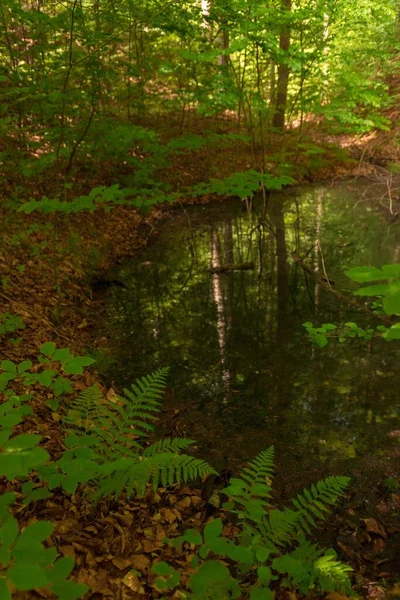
[103,180,400,493]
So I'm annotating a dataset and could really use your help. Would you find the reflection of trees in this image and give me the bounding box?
[106,184,400,469]
[210,228,231,401]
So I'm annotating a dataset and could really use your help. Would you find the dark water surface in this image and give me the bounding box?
[103,180,400,496]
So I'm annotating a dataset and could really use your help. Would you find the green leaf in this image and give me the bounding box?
[40,342,56,357]
[315,334,328,347]
[3,434,42,451]
[152,561,175,576]
[383,291,400,315]
[257,566,272,586]
[204,518,223,543]
[345,266,387,283]
[354,284,390,296]
[183,529,203,545]
[48,556,74,581]
[0,578,11,600]
[16,520,54,546]
[250,587,274,600]
[231,545,253,565]
[7,564,48,590]
[51,579,89,600]
[256,547,270,562]
[63,357,95,375]
[0,517,19,547]
[384,323,400,340]
[1,361,17,373]
[18,360,32,374]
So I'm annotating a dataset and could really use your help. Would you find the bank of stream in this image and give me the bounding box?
[99,178,400,581]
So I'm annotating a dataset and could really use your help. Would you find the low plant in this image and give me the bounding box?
[0,355,216,598]
[155,447,352,599]
[0,313,25,346]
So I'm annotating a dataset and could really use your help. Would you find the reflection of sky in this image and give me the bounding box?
[105,181,400,479]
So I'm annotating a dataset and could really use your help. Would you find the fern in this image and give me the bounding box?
[292,476,351,533]
[314,553,353,594]
[63,384,104,433]
[60,368,216,499]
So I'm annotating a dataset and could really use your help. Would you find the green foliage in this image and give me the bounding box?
[159,447,352,598]
[307,264,400,346]
[191,171,294,200]
[0,343,95,404]
[0,313,25,344]
[0,504,87,600]
[56,368,215,498]
[303,321,376,347]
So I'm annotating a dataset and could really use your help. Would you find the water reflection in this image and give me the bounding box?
[105,181,400,481]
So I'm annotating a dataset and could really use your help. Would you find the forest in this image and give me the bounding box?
[1,0,400,598]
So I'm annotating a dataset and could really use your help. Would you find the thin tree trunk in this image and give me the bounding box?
[272,0,291,130]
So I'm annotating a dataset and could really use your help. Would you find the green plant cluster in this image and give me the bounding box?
[0,353,216,598]
[303,263,400,347]
[154,448,352,599]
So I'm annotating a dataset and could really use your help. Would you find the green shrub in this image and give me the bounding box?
[156,447,352,599]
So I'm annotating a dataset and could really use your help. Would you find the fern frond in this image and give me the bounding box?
[95,451,216,499]
[143,437,195,457]
[314,553,352,594]
[292,476,350,533]
[151,453,217,492]
[103,368,169,459]
[63,385,105,433]
[262,509,298,549]
[241,446,275,487]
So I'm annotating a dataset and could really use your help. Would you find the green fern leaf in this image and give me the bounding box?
[143,437,195,457]
[292,476,350,534]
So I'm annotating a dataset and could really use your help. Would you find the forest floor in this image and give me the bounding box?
[1,118,400,599]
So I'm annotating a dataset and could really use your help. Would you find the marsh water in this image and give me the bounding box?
[103,180,400,496]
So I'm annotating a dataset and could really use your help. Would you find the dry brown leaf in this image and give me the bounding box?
[130,554,151,572]
[162,508,177,523]
[55,518,80,534]
[362,518,387,539]
[122,570,145,594]
[112,556,136,570]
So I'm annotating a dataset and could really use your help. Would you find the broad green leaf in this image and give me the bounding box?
[63,357,95,375]
[257,566,272,586]
[345,266,387,283]
[354,284,390,296]
[16,520,54,546]
[0,578,11,600]
[3,434,42,452]
[250,587,274,600]
[183,529,203,545]
[152,561,175,576]
[381,265,400,278]
[231,544,253,565]
[48,556,74,581]
[256,547,270,562]
[384,323,400,340]
[7,564,47,590]
[1,361,17,373]
[18,361,32,374]
[51,580,89,600]
[315,334,328,347]
[0,516,19,547]
[383,290,400,315]
[204,518,223,543]
[40,342,56,357]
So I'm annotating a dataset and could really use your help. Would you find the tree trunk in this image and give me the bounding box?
[272,0,291,130]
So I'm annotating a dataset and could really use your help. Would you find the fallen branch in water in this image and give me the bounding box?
[208,261,255,274]
[291,253,392,324]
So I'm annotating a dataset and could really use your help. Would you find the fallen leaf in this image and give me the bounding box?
[130,554,151,572]
[122,570,145,594]
[362,518,387,539]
